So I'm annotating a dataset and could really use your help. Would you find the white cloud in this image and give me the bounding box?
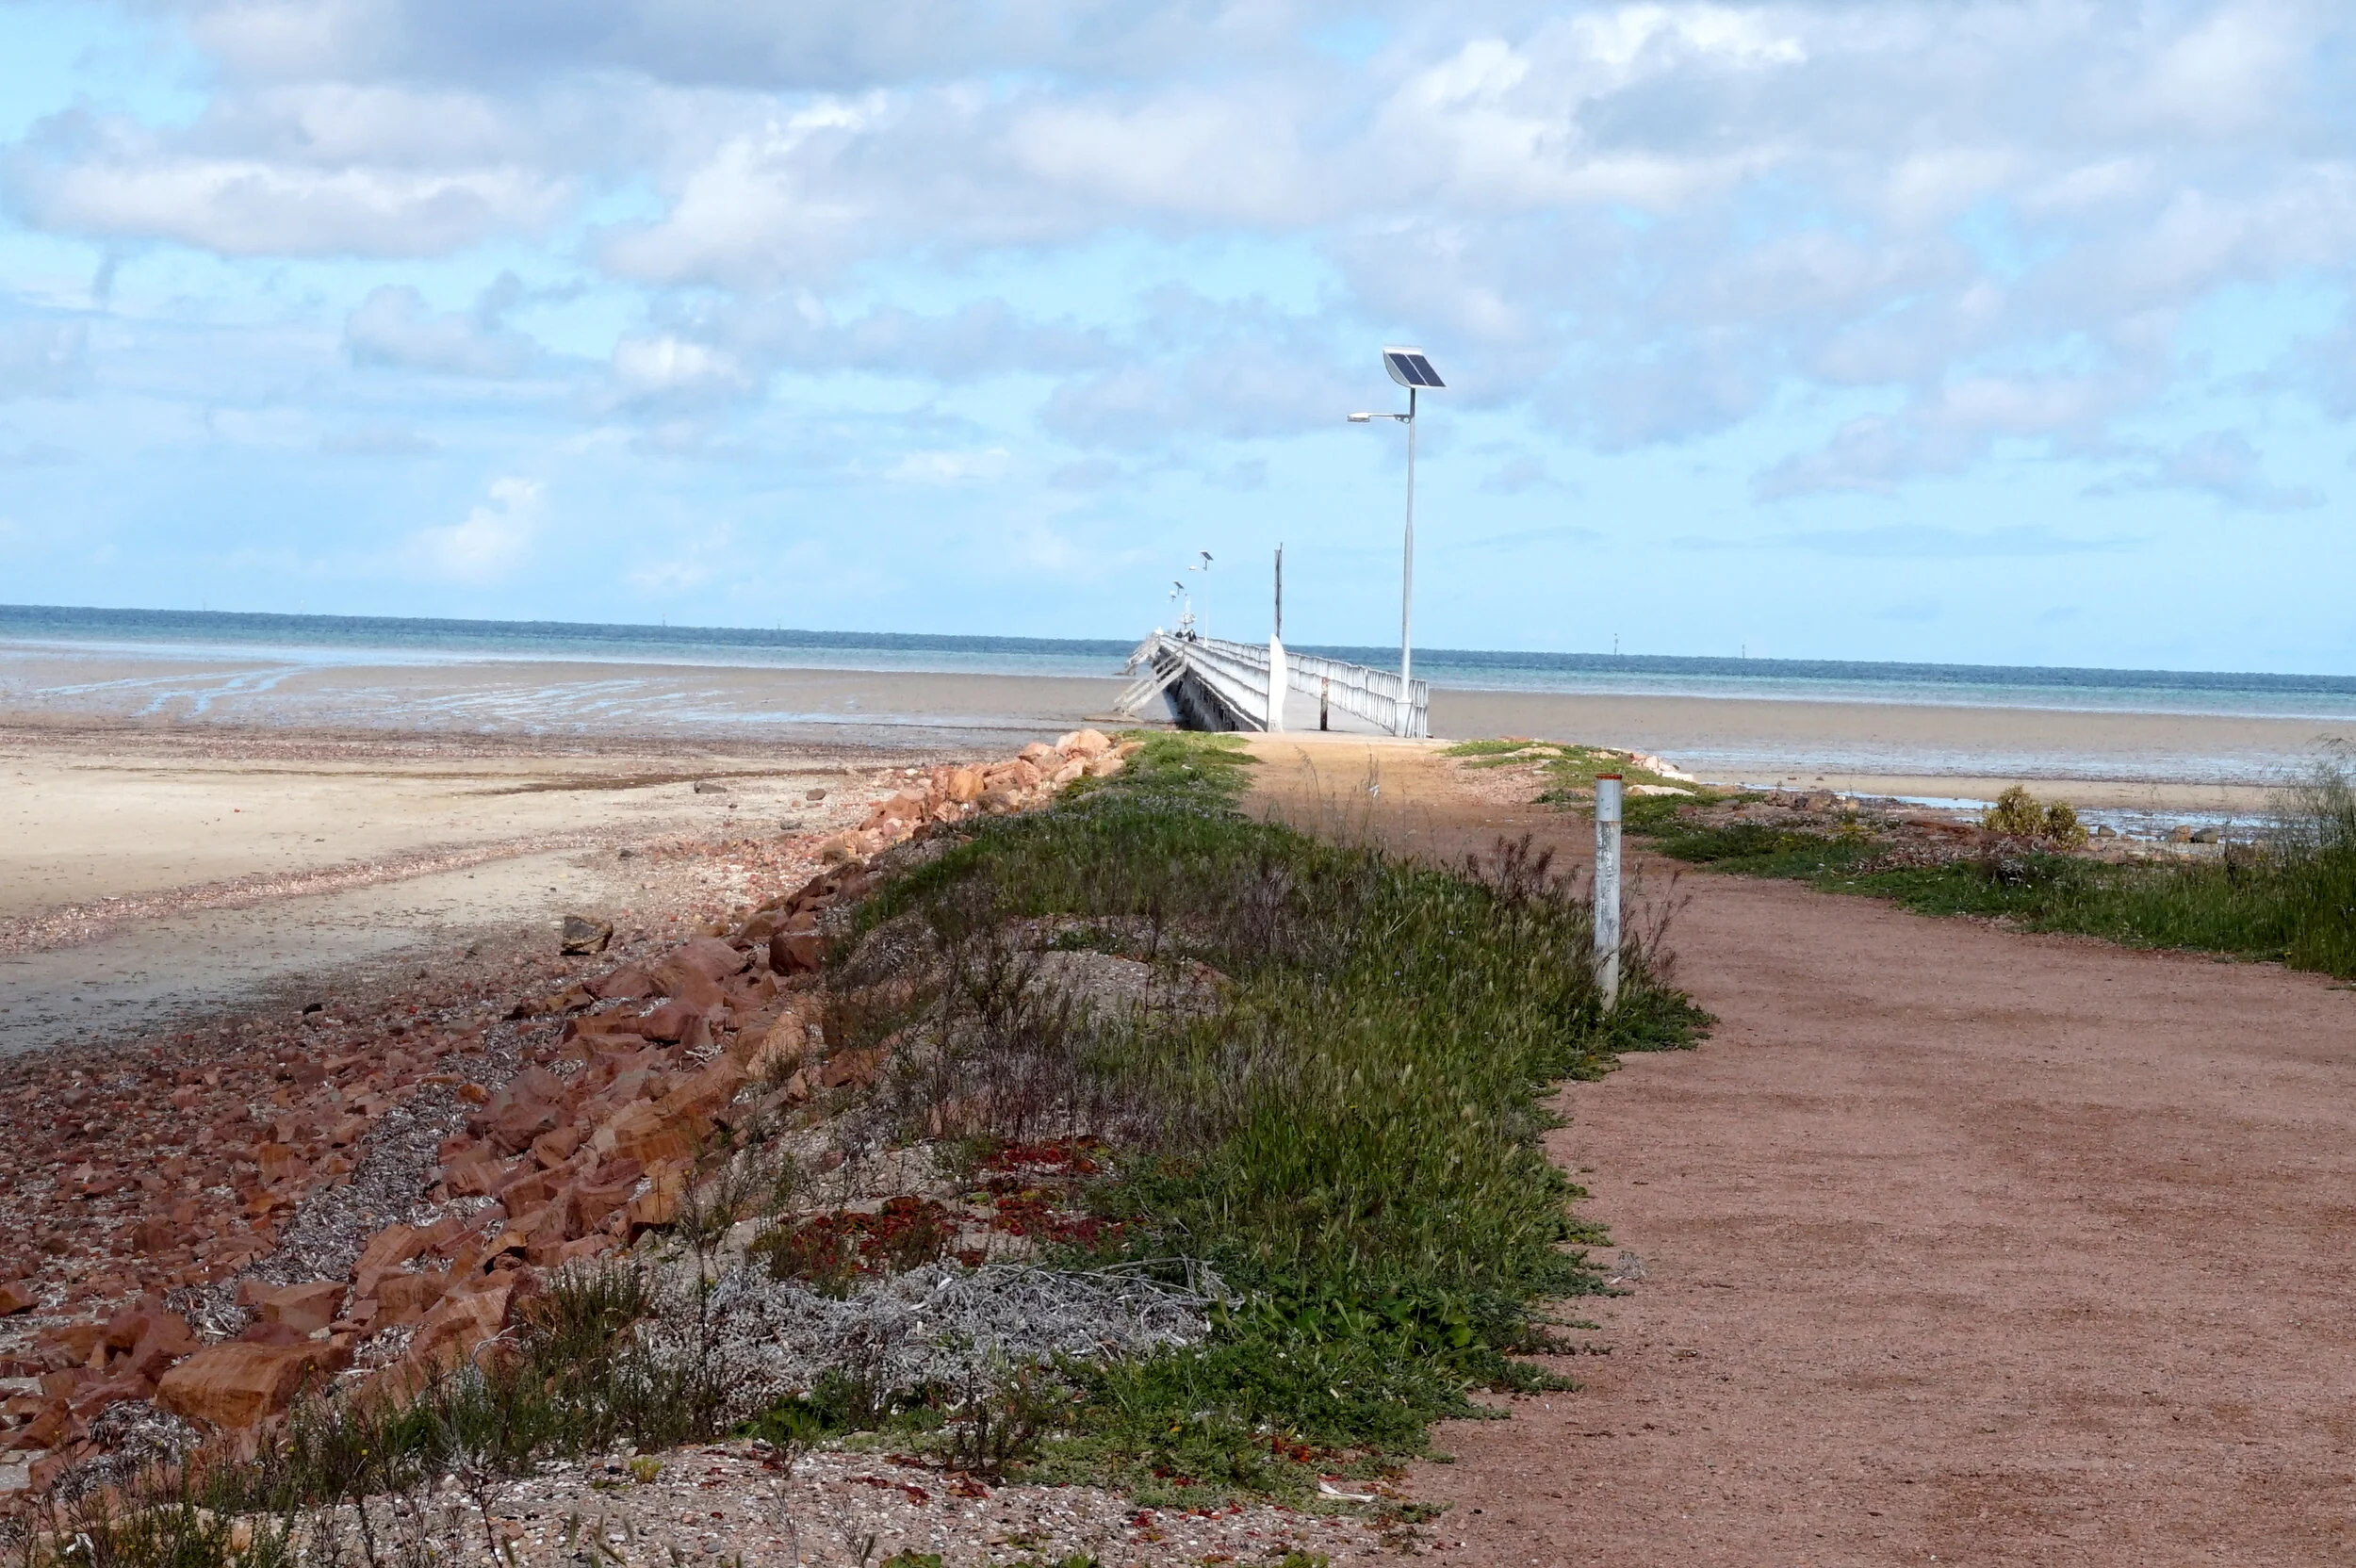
[345,279,537,376]
[408,476,541,581]
[606,333,756,408]
[5,0,2356,508]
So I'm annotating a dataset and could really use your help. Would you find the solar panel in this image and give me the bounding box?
[1383,347,1445,389]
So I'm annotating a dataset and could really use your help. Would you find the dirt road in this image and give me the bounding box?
[1248,736,2356,1566]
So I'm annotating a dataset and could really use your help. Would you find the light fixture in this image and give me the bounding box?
[1347,346,1444,733]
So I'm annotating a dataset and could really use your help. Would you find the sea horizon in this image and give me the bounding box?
[5,601,2356,725]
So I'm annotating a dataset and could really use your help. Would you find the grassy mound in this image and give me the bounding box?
[847,733,1706,1498]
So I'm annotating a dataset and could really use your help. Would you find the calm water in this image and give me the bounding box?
[7,603,2356,721]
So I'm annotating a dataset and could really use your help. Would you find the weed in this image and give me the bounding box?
[921,1361,1064,1478]
[1983,785,2088,846]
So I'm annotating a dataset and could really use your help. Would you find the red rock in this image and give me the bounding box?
[630,1001,702,1043]
[237,1320,306,1348]
[624,1168,686,1233]
[674,936,749,981]
[562,1175,637,1235]
[664,1059,749,1122]
[588,965,658,1001]
[0,1280,34,1315]
[5,1401,66,1452]
[407,1279,523,1371]
[132,1216,179,1254]
[257,1282,344,1335]
[71,1371,156,1417]
[589,1099,695,1168]
[353,1225,430,1296]
[530,1125,583,1168]
[155,1344,322,1428]
[496,1163,567,1214]
[371,1270,447,1327]
[444,1156,506,1198]
[647,959,724,1012]
[770,932,823,973]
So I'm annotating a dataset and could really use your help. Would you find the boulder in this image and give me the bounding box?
[674,936,749,981]
[155,1344,323,1429]
[444,1156,506,1198]
[589,1099,696,1168]
[663,1059,749,1123]
[407,1279,526,1372]
[353,1225,432,1297]
[257,1282,344,1336]
[624,1166,688,1233]
[560,916,614,956]
[648,958,725,1011]
[588,965,658,1002]
[945,765,985,804]
[371,1270,447,1327]
[770,931,824,974]
[1058,728,1113,759]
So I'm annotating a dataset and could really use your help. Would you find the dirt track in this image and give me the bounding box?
[1248,737,2356,1566]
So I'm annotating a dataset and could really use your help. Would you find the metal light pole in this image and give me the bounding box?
[1350,346,1445,736]
[1268,543,1286,732]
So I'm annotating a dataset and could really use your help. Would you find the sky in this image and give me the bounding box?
[0,1,2352,672]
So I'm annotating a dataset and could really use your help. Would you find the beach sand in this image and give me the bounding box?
[5,647,2338,1052]
[0,724,966,1053]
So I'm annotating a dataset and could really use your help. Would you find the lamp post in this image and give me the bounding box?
[1349,346,1445,736]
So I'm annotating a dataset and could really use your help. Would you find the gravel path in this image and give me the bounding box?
[1246,737,2356,1567]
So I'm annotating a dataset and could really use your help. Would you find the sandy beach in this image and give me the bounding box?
[3,642,2340,1053]
[0,723,961,1054]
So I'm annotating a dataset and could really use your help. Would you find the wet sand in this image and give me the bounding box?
[1428,687,2343,794]
[0,724,958,1053]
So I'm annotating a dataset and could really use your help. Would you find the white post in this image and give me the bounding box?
[1398,386,1416,735]
[1268,544,1286,732]
[1595,774,1623,1011]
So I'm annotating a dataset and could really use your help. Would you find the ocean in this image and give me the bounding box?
[6,603,2355,722]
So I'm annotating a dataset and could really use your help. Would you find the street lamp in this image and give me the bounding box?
[1349,346,1445,734]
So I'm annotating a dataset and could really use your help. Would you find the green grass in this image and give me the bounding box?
[1629,767,2356,978]
[850,731,1707,1501]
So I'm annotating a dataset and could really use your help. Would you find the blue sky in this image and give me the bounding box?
[0,0,2352,671]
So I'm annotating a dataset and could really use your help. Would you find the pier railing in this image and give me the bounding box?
[1115,632,1430,738]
